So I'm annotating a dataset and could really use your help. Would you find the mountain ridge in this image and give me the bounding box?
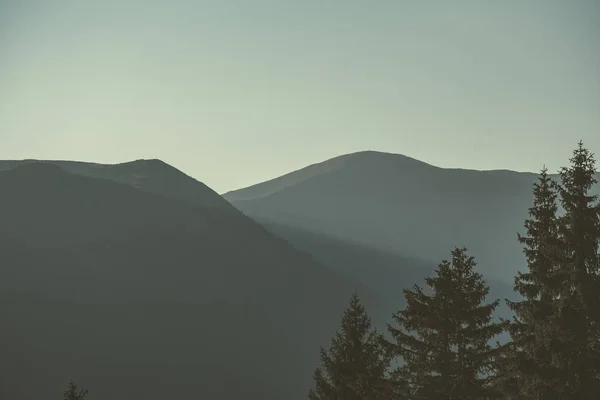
[0,158,236,212]
[223,150,583,202]
[223,151,439,201]
[223,151,600,283]
[0,162,384,400]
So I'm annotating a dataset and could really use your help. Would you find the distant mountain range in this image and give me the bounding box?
[223,150,600,283]
[2,151,589,399]
[0,161,382,400]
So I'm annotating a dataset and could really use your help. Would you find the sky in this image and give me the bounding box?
[1,0,599,193]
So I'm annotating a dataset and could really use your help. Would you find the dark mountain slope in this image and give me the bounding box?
[223,151,600,282]
[0,158,234,211]
[0,163,383,400]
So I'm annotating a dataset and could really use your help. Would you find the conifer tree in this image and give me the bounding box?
[64,380,88,400]
[504,167,563,399]
[488,343,521,400]
[551,141,600,399]
[386,247,504,400]
[309,292,391,400]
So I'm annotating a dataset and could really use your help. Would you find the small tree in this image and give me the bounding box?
[64,380,88,400]
[309,292,391,400]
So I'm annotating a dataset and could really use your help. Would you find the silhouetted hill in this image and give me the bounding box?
[225,151,436,203]
[223,151,600,282]
[0,158,235,211]
[0,163,383,400]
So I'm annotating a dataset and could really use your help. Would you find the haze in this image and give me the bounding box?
[1,0,599,193]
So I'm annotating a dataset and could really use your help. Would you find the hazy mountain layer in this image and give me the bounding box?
[224,151,600,282]
[260,220,517,337]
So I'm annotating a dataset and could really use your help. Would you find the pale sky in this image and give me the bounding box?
[1,0,599,193]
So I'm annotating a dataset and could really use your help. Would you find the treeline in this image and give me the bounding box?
[308,141,600,400]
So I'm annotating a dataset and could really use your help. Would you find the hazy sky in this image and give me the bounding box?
[1,1,599,193]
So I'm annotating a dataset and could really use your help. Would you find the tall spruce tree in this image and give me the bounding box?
[309,292,391,400]
[488,343,521,400]
[552,141,600,399]
[386,247,504,400]
[504,166,563,399]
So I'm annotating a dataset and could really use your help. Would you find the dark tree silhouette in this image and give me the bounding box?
[552,141,600,399]
[64,380,88,400]
[499,142,600,400]
[309,292,391,400]
[386,247,504,400]
[503,167,563,399]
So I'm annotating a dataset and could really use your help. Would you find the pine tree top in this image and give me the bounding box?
[309,292,391,400]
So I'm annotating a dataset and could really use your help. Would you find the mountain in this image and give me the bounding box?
[260,219,437,305]
[0,158,235,211]
[0,162,384,400]
[223,151,600,283]
[258,220,516,343]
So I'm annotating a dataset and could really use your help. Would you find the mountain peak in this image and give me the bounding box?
[331,150,438,170]
[129,158,169,167]
[0,159,235,212]
[223,150,437,201]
